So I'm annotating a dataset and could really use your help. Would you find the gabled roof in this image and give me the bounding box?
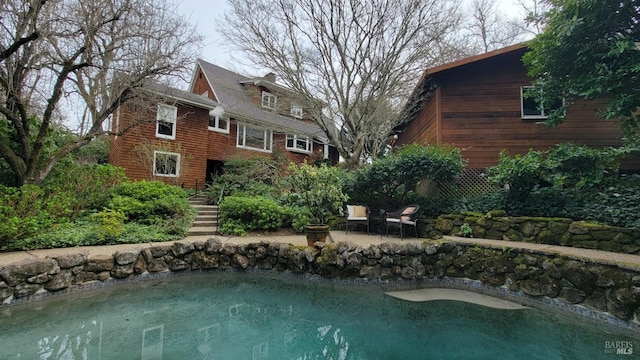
[146,82,221,110]
[425,43,527,75]
[394,43,529,133]
[191,59,328,141]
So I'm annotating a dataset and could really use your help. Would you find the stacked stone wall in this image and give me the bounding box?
[423,213,640,254]
[1,238,639,330]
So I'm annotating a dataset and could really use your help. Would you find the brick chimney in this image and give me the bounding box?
[263,72,276,82]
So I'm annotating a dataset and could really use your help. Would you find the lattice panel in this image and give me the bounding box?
[439,168,499,199]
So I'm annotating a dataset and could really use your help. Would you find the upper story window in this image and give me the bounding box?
[261,91,277,110]
[237,123,272,152]
[202,90,209,98]
[156,104,177,140]
[286,134,312,154]
[208,114,229,134]
[521,86,562,120]
[291,105,303,118]
[153,150,180,177]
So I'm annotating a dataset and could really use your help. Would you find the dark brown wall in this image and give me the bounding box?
[397,49,625,169]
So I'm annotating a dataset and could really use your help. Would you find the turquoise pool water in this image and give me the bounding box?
[0,272,637,359]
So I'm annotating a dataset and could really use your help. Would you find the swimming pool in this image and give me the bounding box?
[0,272,637,359]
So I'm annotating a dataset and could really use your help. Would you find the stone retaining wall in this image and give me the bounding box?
[423,213,640,254]
[1,238,639,330]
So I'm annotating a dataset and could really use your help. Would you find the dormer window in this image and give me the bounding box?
[291,105,303,118]
[262,91,277,109]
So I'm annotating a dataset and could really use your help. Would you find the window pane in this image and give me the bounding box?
[291,105,303,117]
[262,92,276,109]
[265,130,272,150]
[237,125,244,146]
[219,117,228,130]
[157,104,176,138]
[521,87,543,117]
[158,121,173,136]
[296,138,308,150]
[523,96,542,116]
[208,115,217,128]
[245,126,265,149]
[155,153,178,176]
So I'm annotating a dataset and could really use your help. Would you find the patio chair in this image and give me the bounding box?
[344,203,370,234]
[385,204,420,239]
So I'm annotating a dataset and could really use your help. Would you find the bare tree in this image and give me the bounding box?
[0,0,202,186]
[463,0,527,54]
[221,0,462,167]
[513,0,552,36]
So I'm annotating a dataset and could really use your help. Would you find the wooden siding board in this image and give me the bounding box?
[398,48,627,168]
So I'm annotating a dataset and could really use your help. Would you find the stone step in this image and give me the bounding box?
[192,220,218,227]
[195,215,217,221]
[188,195,209,205]
[187,226,218,236]
[192,205,218,210]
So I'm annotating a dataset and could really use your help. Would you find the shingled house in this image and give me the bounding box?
[109,60,337,189]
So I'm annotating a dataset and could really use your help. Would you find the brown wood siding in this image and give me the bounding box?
[192,69,216,101]
[110,101,324,189]
[110,103,209,189]
[395,92,439,147]
[399,48,626,169]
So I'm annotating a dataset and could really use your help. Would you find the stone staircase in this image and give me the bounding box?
[187,193,219,236]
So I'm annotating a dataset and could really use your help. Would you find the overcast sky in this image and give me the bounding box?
[173,0,528,81]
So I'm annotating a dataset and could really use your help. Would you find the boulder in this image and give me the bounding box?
[84,255,114,272]
[45,271,72,291]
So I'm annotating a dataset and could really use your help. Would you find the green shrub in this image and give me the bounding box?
[44,161,127,214]
[348,144,465,211]
[90,209,126,240]
[0,185,69,246]
[4,219,183,251]
[107,180,192,222]
[281,162,348,224]
[218,219,248,236]
[205,157,283,203]
[488,144,619,204]
[286,206,313,233]
[4,221,95,251]
[219,196,287,234]
[576,175,640,228]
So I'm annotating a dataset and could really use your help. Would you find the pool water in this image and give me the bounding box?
[0,272,637,359]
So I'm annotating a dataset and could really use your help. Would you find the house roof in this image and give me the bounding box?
[394,43,529,133]
[192,59,329,142]
[425,43,527,75]
[146,82,222,110]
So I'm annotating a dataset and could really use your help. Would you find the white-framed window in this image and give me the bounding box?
[286,134,312,154]
[290,105,303,118]
[156,104,177,139]
[208,114,229,133]
[153,151,180,177]
[521,86,562,120]
[261,91,277,109]
[237,123,272,152]
[202,90,209,98]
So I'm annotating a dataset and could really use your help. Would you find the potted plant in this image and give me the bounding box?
[283,161,347,246]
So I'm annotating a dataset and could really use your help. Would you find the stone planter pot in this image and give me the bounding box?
[304,224,329,246]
